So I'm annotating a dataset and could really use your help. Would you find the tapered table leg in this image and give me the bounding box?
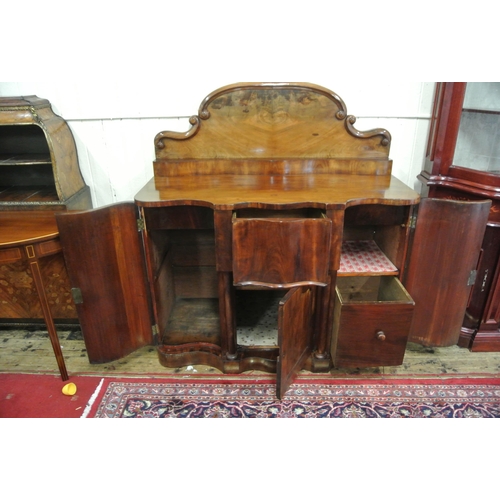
[26,245,69,381]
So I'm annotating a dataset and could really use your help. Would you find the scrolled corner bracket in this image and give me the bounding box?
[199,108,210,120]
[345,115,391,147]
[335,110,346,120]
[154,115,201,150]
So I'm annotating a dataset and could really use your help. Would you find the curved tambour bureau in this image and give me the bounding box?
[0,95,92,325]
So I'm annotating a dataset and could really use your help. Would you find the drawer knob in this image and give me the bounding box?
[376,330,386,341]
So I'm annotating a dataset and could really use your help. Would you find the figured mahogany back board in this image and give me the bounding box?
[152,82,393,178]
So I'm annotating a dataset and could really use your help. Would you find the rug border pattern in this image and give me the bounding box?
[93,379,500,418]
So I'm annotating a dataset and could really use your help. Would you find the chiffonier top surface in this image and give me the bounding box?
[135,172,419,210]
[135,82,420,209]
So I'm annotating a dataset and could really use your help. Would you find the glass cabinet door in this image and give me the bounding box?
[453,83,500,175]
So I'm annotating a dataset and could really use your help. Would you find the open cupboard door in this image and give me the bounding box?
[277,286,315,399]
[403,198,491,347]
[55,203,154,363]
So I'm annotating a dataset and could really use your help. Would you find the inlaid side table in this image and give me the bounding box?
[0,212,69,380]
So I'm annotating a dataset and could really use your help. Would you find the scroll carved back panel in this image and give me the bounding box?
[154,83,391,163]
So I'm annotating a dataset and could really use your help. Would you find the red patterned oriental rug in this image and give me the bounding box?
[91,377,500,418]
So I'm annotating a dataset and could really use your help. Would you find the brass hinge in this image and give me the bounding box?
[468,270,477,286]
[137,218,145,231]
[152,324,159,336]
[409,215,417,229]
[71,287,83,304]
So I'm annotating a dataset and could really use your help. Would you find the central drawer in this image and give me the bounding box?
[331,276,414,368]
[232,209,331,287]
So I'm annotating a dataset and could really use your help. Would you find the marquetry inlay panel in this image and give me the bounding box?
[0,253,76,320]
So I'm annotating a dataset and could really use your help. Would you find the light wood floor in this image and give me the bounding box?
[1,324,500,380]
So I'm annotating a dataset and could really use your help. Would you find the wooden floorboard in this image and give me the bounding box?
[1,325,500,378]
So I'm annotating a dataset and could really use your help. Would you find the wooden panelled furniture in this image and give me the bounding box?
[419,82,500,352]
[54,83,490,397]
[0,96,92,326]
[0,212,69,380]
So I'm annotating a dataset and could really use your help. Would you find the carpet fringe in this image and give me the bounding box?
[80,378,104,418]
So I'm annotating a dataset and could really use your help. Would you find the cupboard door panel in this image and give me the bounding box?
[277,286,314,398]
[463,225,500,331]
[472,254,500,351]
[233,218,331,287]
[56,203,153,363]
[403,198,490,347]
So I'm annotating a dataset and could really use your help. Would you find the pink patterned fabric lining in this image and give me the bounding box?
[339,240,398,274]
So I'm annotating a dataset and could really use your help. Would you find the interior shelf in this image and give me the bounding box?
[0,154,52,165]
[0,186,59,203]
[162,298,221,346]
[339,240,398,276]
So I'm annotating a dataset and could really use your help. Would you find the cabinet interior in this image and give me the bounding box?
[144,206,219,348]
[146,206,315,352]
[340,204,410,275]
[235,289,285,347]
[232,207,326,347]
[0,125,58,202]
[336,275,413,304]
[145,203,412,351]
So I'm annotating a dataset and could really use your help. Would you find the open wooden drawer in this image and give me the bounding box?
[331,276,414,368]
[232,208,332,287]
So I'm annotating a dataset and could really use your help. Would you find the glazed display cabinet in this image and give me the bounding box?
[419,82,500,351]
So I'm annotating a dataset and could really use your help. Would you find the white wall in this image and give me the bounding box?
[1,2,448,207]
[3,0,497,209]
[0,81,435,207]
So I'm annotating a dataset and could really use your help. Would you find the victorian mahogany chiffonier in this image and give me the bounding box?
[418,83,500,352]
[54,83,490,397]
[0,96,92,326]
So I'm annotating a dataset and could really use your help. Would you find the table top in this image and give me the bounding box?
[134,174,420,210]
[0,211,59,248]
